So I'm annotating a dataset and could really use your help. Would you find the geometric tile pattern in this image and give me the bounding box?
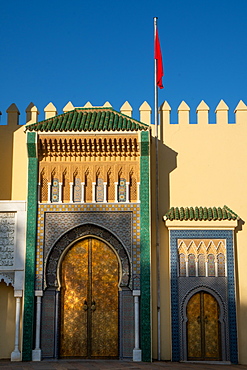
[118,178,126,202]
[73,178,81,202]
[96,178,104,202]
[170,229,238,364]
[45,223,131,289]
[51,178,59,202]
[35,203,141,290]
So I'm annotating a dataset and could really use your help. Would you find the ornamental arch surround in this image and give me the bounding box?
[45,223,131,290]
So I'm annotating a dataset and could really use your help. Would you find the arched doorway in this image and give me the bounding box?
[60,237,119,358]
[187,291,221,361]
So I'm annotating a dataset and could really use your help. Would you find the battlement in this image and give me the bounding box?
[1,99,247,133]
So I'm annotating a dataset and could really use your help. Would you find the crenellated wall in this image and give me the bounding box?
[2,98,247,363]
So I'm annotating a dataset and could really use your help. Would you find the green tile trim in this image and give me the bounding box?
[164,205,239,221]
[25,107,149,132]
[22,132,38,361]
[26,131,37,158]
[140,130,151,361]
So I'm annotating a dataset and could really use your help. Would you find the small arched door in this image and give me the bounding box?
[60,238,119,358]
[187,291,221,361]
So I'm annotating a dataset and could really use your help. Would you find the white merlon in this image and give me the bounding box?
[234,100,247,125]
[215,100,229,125]
[160,101,171,125]
[44,102,57,120]
[139,101,152,126]
[84,101,93,108]
[103,101,112,107]
[177,101,190,125]
[6,103,20,126]
[196,100,209,125]
[63,101,74,113]
[120,101,133,117]
[26,103,39,124]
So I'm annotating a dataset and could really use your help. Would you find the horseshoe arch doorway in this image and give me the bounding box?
[187,291,221,361]
[59,237,120,358]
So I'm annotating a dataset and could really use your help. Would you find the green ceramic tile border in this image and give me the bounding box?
[22,132,38,361]
[140,130,151,361]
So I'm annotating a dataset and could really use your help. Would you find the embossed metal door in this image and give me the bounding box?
[187,292,221,360]
[60,238,119,358]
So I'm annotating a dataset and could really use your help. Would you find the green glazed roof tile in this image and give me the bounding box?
[164,205,239,221]
[25,107,149,132]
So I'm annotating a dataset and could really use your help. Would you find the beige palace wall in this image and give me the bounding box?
[3,99,247,363]
[155,99,247,363]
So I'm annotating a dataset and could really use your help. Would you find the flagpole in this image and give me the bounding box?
[154,16,161,362]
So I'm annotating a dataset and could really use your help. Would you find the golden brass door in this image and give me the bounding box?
[60,238,119,358]
[187,292,221,361]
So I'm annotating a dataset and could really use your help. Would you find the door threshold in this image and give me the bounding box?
[181,361,231,365]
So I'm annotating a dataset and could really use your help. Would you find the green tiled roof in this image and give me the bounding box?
[164,205,239,221]
[25,107,149,132]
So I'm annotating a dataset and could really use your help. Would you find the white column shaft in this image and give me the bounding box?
[185,261,189,277]
[137,182,140,203]
[35,297,42,349]
[59,182,63,203]
[134,295,140,349]
[47,182,51,203]
[126,182,130,203]
[69,182,74,203]
[14,297,21,351]
[11,297,21,361]
[103,182,107,203]
[215,261,218,277]
[114,182,118,203]
[92,182,96,203]
[81,182,85,203]
[195,261,198,277]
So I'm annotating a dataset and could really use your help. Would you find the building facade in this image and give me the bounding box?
[0,99,246,364]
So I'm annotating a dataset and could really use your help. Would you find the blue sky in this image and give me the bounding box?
[1,0,247,124]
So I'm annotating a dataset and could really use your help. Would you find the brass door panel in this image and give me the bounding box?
[187,292,221,361]
[60,238,119,358]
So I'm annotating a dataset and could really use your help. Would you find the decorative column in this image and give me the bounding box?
[47,182,51,203]
[103,182,107,203]
[215,258,218,277]
[195,258,199,277]
[92,182,96,202]
[114,182,118,203]
[81,182,85,203]
[69,182,74,203]
[32,291,43,361]
[185,258,189,277]
[126,182,130,203]
[133,290,142,361]
[58,182,63,203]
[11,292,22,361]
[206,258,209,277]
[137,182,140,203]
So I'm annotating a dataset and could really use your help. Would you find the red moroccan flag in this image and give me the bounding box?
[155,29,164,89]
